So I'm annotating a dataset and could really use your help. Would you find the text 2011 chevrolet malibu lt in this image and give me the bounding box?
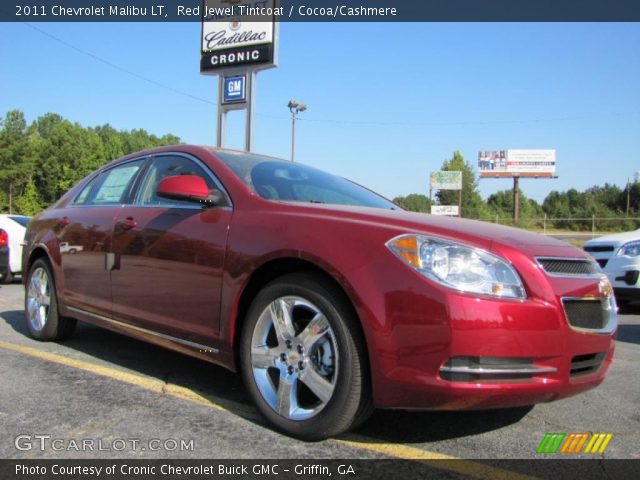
[23,146,616,440]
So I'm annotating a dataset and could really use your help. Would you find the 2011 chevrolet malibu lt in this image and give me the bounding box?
[23,145,617,440]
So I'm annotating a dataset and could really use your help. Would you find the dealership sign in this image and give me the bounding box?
[201,0,278,73]
[223,75,246,103]
[478,150,556,177]
[430,171,462,190]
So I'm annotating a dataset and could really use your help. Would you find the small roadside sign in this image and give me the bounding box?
[431,171,462,190]
[431,205,460,216]
[223,75,246,104]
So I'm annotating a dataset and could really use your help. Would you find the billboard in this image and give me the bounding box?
[430,171,462,190]
[478,150,556,178]
[201,0,278,73]
[431,205,460,216]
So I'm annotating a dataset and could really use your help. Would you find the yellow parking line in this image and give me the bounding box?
[0,339,539,480]
[0,340,226,412]
[337,438,539,480]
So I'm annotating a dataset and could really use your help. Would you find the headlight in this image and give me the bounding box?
[386,234,526,299]
[616,240,640,257]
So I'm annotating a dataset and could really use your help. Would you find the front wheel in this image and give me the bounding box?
[25,258,76,341]
[240,273,371,440]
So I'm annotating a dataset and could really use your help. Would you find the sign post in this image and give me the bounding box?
[201,1,278,151]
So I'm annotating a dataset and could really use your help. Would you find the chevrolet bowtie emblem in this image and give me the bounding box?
[598,276,613,298]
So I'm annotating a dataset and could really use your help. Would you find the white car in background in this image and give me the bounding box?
[584,228,640,307]
[0,214,31,284]
[59,242,84,254]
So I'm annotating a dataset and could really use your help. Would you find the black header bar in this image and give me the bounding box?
[3,0,640,22]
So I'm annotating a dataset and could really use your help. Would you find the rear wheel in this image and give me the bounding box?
[25,258,76,341]
[240,273,371,440]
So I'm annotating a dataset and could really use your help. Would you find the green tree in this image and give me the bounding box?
[13,180,43,216]
[435,151,487,219]
[35,120,107,204]
[392,193,431,212]
[94,124,125,161]
[1,109,183,211]
[32,112,63,139]
[120,129,180,154]
[0,110,31,213]
[487,189,543,219]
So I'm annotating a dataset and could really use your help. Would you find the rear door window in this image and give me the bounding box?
[75,160,145,206]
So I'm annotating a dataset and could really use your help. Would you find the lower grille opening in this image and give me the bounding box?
[562,299,609,330]
[614,270,639,286]
[440,356,556,382]
[570,353,606,377]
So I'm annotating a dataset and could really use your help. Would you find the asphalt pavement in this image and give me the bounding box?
[0,280,638,478]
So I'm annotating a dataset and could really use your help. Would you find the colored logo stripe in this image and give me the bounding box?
[537,433,566,453]
[560,433,589,454]
[538,433,613,454]
[584,433,613,454]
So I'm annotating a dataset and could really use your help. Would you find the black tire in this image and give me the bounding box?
[24,258,76,341]
[240,273,371,440]
[0,270,13,284]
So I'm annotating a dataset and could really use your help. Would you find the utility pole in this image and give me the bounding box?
[627,177,631,216]
[288,100,306,162]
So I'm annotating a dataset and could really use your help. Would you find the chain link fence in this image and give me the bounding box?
[491,215,640,238]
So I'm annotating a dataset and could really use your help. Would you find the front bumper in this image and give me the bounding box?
[373,294,616,410]
[602,255,640,302]
[352,251,617,411]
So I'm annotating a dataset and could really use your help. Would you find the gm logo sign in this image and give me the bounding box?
[223,75,246,104]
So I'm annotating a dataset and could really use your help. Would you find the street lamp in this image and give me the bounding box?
[288,99,307,162]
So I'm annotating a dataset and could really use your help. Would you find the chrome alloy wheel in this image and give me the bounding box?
[250,296,339,421]
[26,267,51,332]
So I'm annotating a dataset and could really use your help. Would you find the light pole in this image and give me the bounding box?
[288,99,307,162]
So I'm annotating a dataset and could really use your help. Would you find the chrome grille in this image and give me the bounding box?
[439,356,556,382]
[537,258,598,276]
[562,299,608,330]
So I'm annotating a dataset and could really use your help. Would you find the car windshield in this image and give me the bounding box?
[9,215,30,227]
[215,151,399,210]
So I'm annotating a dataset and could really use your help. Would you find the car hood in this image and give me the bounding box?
[281,203,585,258]
[584,229,640,248]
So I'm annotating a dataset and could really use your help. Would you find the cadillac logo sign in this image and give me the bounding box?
[201,0,278,73]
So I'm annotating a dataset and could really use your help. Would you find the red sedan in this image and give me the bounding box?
[23,145,616,440]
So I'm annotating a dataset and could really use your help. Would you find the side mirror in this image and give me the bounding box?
[156,175,221,206]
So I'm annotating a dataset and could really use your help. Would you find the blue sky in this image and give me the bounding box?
[1,22,639,203]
